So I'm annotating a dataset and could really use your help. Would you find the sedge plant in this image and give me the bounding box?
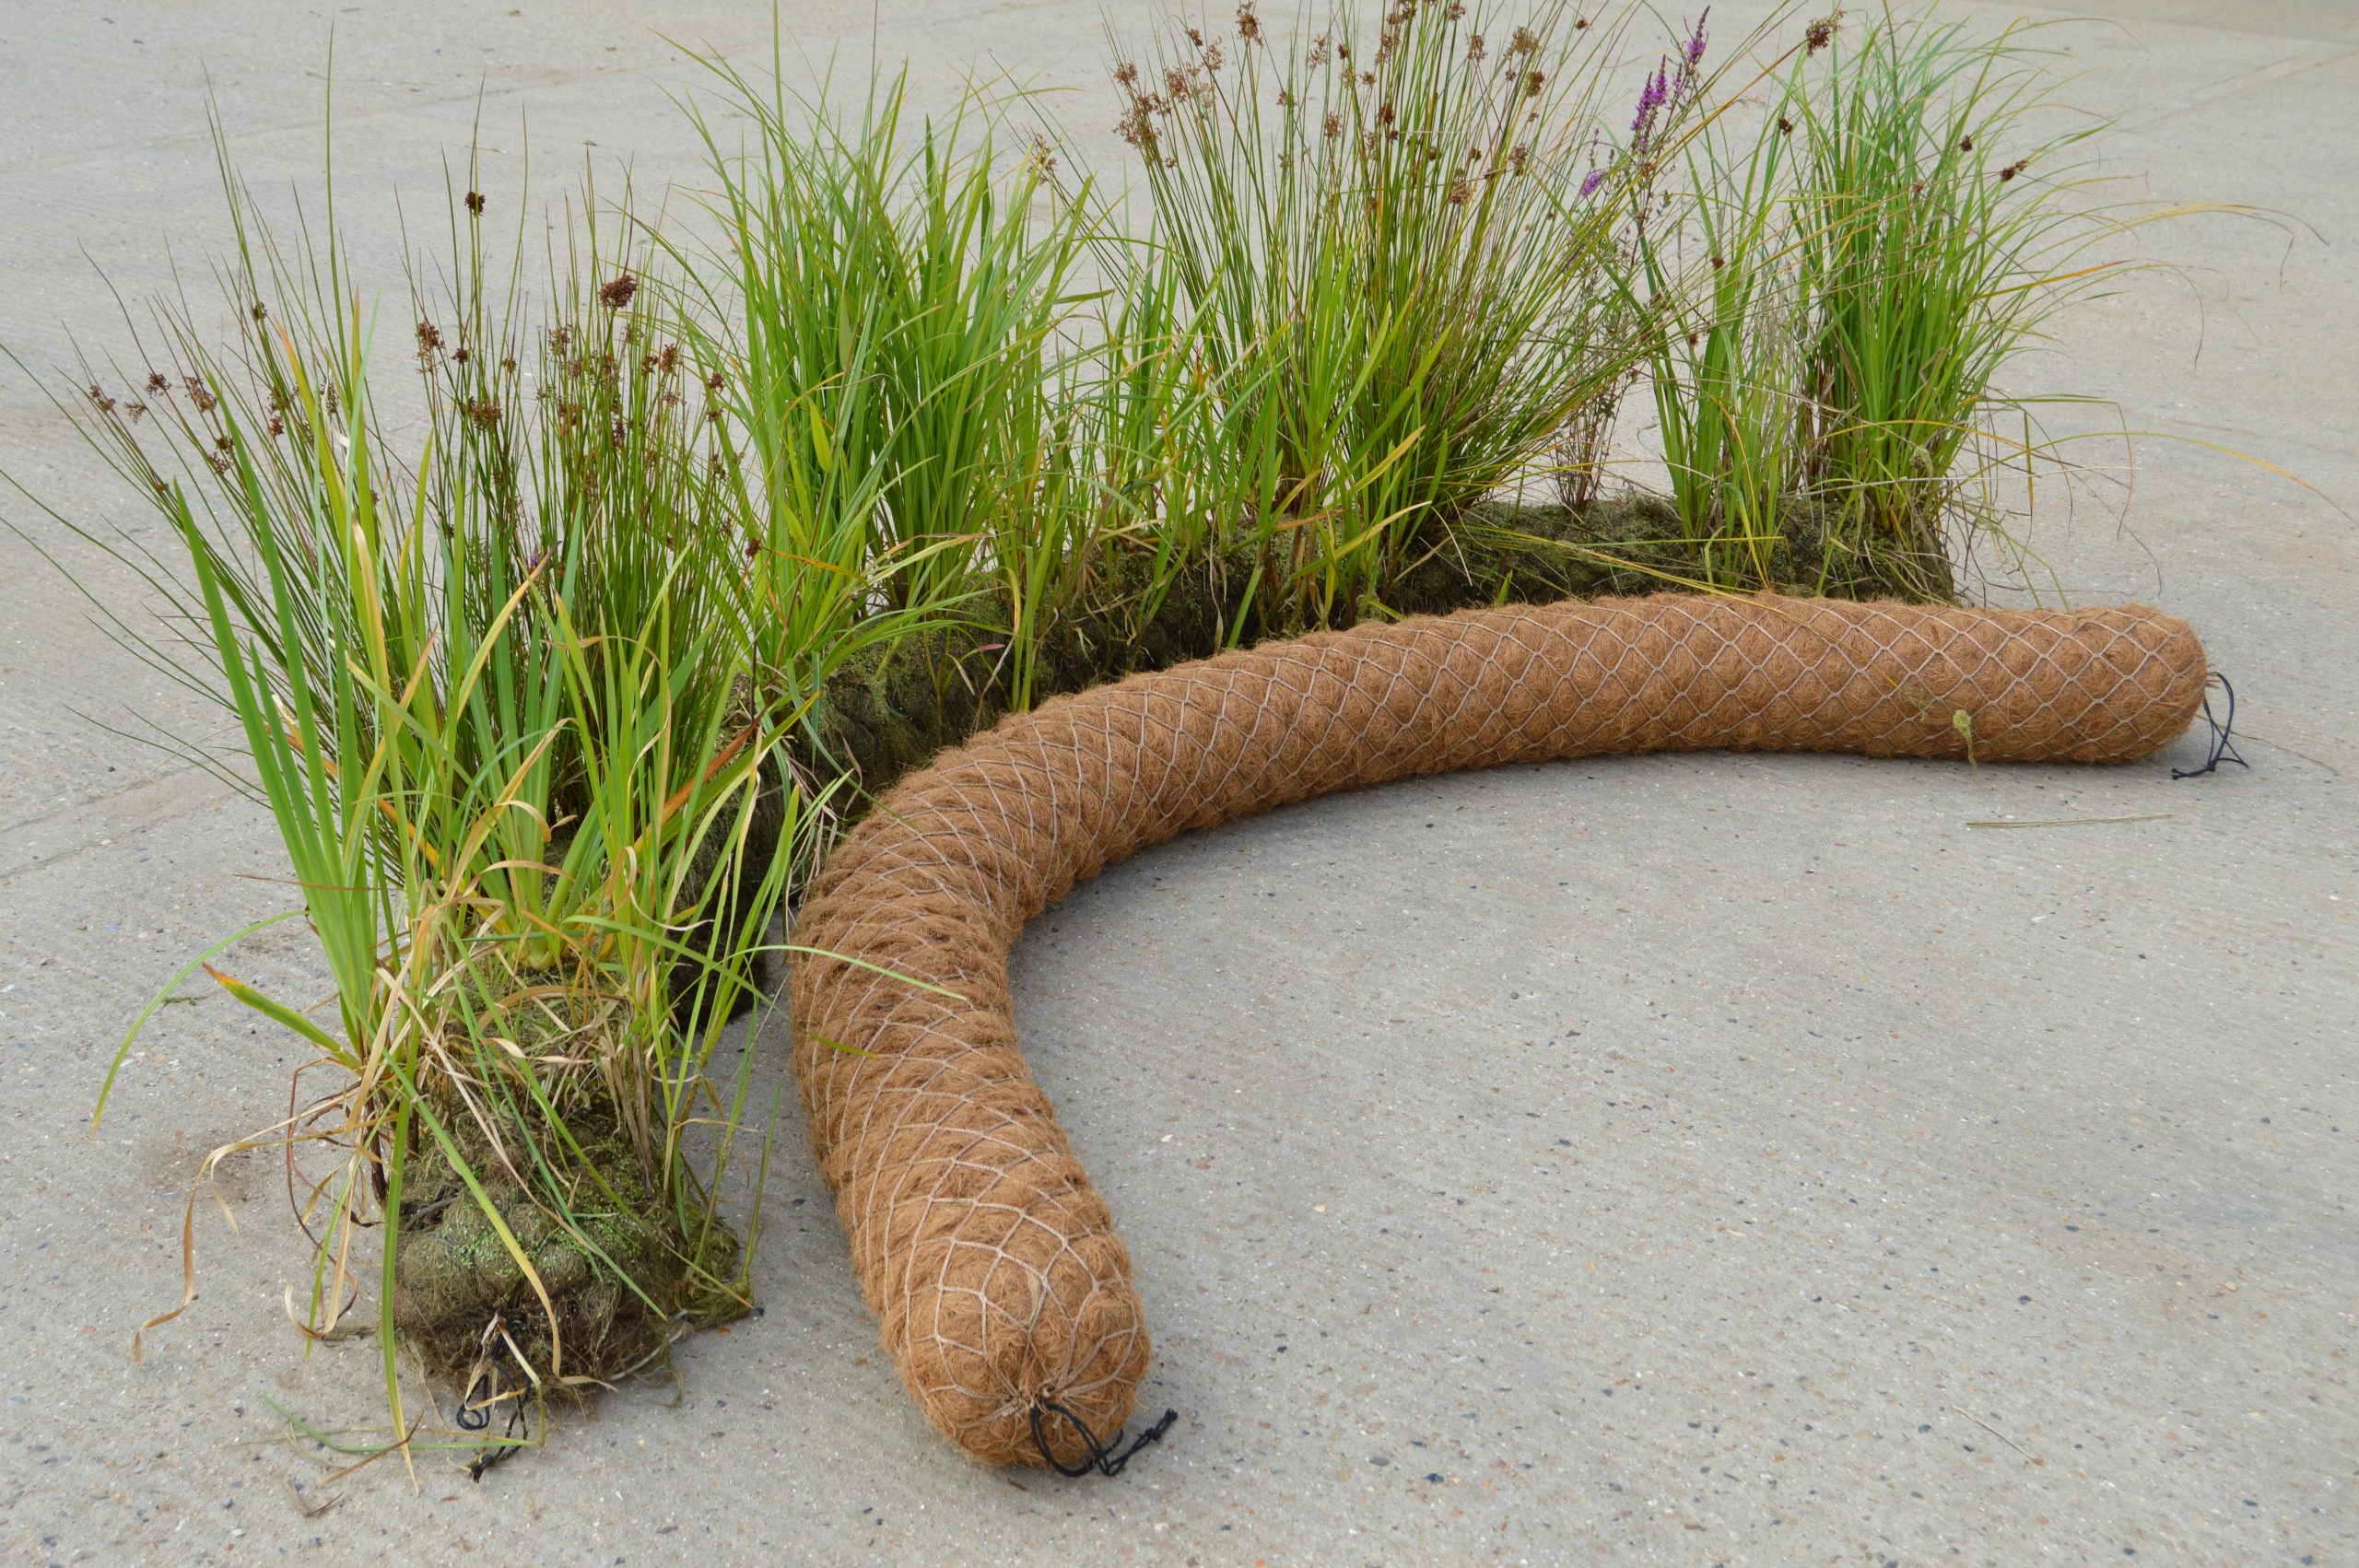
[1781,6,2140,596]
[673,56,1103,659]
[8,120,807,1470]
[1605,6,2175,598]
[1109,0,1669,629]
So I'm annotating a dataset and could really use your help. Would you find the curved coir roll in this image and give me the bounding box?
[789,594,2208,1467]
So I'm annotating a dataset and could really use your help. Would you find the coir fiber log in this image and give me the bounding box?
[789,594,2208,1468]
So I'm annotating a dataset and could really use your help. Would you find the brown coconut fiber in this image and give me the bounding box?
[788,593,2209,1469]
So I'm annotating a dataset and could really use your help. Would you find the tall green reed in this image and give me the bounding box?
[673,47,1263,732]
[1785,7,2078,592]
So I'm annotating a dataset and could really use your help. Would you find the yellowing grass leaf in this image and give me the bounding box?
[204,964,350,1059]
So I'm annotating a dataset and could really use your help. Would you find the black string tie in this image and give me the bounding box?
[2172,673,2248,780]
[1028,1398,1180,1479]
[458,1340,533,1480]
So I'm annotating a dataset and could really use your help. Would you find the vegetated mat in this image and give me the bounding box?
[792,496,1918,804]
[789,593,2209,1469]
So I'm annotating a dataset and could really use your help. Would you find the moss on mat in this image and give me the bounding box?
[391,1100,746,1390]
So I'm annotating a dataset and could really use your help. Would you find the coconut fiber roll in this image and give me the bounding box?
[788,593,2209,1468]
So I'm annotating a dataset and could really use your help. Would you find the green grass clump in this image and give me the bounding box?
[675,54,1238,722]
[1626,10,1804,588]
[1625,5,2170,597]
[1110,0,1661,628]
[14,121,805,1472]
[1785,6,2096,594]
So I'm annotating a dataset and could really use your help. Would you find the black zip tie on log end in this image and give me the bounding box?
[1028,1399,1180,1479]
[2172,673,2248,780]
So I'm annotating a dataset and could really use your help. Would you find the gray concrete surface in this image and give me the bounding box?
[3,2,2353,1563]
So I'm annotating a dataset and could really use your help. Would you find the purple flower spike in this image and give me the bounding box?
[1672,7,1708,99]
[1580,168,1608,199]
[1632,58,1673,151]
[1631,68,1661,133]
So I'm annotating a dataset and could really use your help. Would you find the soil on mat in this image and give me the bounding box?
[391,1102,746,1390]
[795,495,1949,805]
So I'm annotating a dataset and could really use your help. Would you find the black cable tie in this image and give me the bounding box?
[459,1336,531,1479]
[467,1383,531,1482]
[454,1370,494,1433]
[2172,673,2248,780]
[1028,1398,1180,1480]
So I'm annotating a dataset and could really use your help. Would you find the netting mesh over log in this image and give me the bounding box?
[789,594,2208,1468]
